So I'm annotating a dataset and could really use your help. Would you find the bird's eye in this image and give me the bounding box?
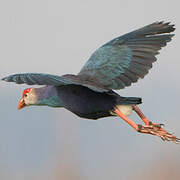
[24,94,27,97]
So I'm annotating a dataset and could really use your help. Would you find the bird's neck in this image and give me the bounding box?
[35,86,63,107]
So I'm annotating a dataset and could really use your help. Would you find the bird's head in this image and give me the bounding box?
[18,88,36,109]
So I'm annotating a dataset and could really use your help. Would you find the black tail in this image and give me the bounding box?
[118,96,142,105]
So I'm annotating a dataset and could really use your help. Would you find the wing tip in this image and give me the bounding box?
[1,76,9,82]
[152,21,175,33]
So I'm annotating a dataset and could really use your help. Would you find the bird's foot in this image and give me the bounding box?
[147,121,164,128]
[137,123,180,143]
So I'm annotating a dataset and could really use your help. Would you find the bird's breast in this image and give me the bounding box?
[56,85,117,119]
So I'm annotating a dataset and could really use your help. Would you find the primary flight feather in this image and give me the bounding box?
[2,21,179,143]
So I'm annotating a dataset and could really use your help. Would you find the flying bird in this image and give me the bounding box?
[2,21,179,143]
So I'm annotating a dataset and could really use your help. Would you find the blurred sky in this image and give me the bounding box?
[0,0,180,180]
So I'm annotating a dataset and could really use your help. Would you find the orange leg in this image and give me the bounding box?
[114,108,139,131]
[113,107,180,143]
[132,105,163,127]
[132,105,150,125]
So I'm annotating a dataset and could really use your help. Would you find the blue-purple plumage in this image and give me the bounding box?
[1,21,175,119]
[2,21,175,92]
[2,21,180,142]
[79,21,175,89]
[55,85,141,119]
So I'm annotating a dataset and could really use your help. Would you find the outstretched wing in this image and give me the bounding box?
[2,73,107,92]
[79,21,175,90]
[2,22,175,93]
[2,73,70,85]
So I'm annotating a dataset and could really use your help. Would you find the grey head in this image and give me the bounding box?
[18,86,63,109]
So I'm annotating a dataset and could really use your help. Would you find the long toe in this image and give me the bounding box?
[148,121,164,128]
[137,124,180,143]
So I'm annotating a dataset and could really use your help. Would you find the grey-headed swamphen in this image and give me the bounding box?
[2,21,179,143]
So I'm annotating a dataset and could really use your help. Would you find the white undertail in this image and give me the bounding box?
[111,105,133,116]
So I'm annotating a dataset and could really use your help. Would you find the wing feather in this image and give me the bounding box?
[2,21,175,92]
[2,73,109,92]
[78,21,175,90]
